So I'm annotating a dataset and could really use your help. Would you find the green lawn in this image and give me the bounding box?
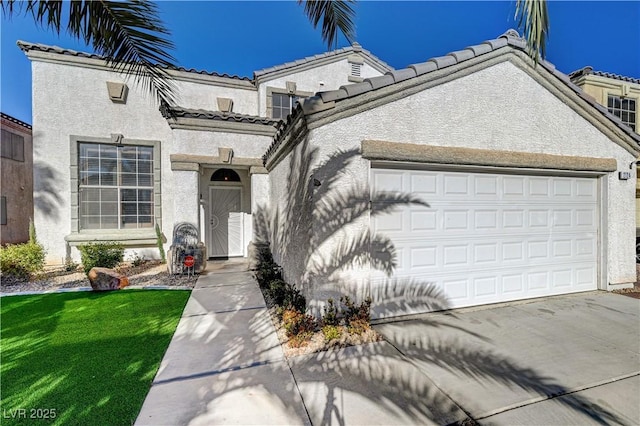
[0,290,190,426]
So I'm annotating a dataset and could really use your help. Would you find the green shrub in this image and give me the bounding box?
[265,279,306,312]
[322,298,340,326]
[282,283,306,312]
[255,265,281,289]
[322,324,342,342]
[340,295,373,334]
[78,242,124,275]
[267,279,288,305]
[0,242,46,278]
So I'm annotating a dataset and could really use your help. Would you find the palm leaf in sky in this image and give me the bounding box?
[1,0,177,106]
[515,0,549,63]
[298,0,357,48]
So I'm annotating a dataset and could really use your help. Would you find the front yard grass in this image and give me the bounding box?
[0,290,190,425]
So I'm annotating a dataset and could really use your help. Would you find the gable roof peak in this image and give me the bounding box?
[253,42,393,79]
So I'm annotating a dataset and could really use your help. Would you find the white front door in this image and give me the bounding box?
[208,186,244,257]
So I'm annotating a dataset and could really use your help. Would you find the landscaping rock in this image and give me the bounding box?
[88,267,129,291]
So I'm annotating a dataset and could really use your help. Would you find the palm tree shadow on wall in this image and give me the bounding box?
[255,137,449,317]
[249,138,624,425]
[33,161,64,221]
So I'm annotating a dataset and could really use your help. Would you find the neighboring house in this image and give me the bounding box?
[0,113,33,245]
[20,29,640,319]
[569,67,640,247]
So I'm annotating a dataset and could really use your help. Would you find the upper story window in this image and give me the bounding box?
[1,129,25,162]
[607,95,636,131]
[271,93,303,120]
[78,142,154,230]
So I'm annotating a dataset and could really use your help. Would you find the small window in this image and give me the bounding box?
[0,129,25,162]
[608,95,636,131]
[1,196,6,225]
[271,93,303,120]
[0,130,11,158]
[211,169,241,182]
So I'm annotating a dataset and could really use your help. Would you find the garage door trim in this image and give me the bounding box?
[362,139,617,173]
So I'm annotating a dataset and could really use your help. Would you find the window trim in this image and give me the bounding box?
[606,92,637,132]
[68,135,161,241]
[266,86,314,119]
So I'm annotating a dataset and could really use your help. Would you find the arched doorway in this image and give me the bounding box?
[208,168,243,257]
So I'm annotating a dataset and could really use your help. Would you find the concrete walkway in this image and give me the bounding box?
[135,263,310,425]
[137,263,639,425]
[135,262,465,425]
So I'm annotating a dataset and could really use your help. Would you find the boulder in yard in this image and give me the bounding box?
[88,267,129,291]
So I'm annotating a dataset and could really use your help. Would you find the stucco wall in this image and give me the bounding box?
[31,60,174,263]
[268,137,316,297]
[270,60,637,314]
[172,128,272,159]
[0,119,33,244]
[174,78,257,115]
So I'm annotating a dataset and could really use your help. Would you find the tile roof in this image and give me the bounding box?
[253,42,393,78]
[569,66,640,85]
[17,41,251,81]
[18,40,392,83]
[1,112,32,129]
[265,29,640,163]
[160,105,280,126]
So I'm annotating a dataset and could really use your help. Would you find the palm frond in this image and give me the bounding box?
[298,0,356,49]
[3,0,177,106]
[515,0,549,64]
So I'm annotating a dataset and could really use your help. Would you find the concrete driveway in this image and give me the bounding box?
[375,292,640,425]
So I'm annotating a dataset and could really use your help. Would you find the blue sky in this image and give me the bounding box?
[2,1,639,124]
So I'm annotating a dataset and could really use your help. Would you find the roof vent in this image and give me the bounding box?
[351,63,362,77]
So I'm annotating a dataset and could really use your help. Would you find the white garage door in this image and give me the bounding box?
[370,168,599,314]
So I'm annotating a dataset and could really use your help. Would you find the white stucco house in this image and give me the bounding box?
[21,29,639,318]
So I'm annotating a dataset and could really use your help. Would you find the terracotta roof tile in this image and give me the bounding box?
[1,112,32,129]
[161,105,280,126]
[17,40,251,81]
[265,29,640,164]
[569,66,640,85]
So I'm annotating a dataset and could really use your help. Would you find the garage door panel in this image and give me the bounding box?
[370,168,599,316]
[389,234,597,273]
[374,203,596,237]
